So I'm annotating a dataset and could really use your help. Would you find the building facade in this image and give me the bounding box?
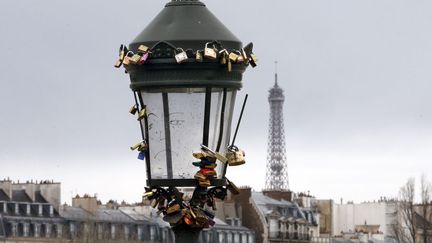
[232,188,318,243]
[0,179,255,243]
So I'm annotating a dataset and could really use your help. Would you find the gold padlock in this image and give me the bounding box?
[138,142,148,152]
[199,180,211,187]
[241,48,248,61]
[114,59,122,68]
[167,204,181,214]
[174,48,188,64]
[137,108,146,121]
[227,59,232,72]
[115,45,126,68]
[194,172,207,181]
[122,51,133,66]
[123,56,131,66]
[138,45,150,53]
[204,42,217,59]
[237,54,245,63]
[192,151,216,161]
[249,53,258,67]
[200,145,228,164]
[219,49,228,65]
[129,105,138,115]
[226,146,246,166]
[119,45,126,61]
[143,191,154,198]
[196,50,203,62]
[130,54,142,65]
[189,207,197,219]
[131,141,147,151]
[130,142,141,151]
[229,52,239,63]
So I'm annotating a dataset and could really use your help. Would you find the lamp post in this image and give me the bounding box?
[115,0,257,242]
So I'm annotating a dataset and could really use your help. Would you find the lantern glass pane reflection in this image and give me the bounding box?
[140,87,236,181]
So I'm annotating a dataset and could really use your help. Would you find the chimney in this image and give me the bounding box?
[72,194,98,214]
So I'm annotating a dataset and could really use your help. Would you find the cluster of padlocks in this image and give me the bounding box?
[118,39,252,228]
[129,104,148,160]
[141,145,245,228]
[114,41,258,71]
[142,178,241,228]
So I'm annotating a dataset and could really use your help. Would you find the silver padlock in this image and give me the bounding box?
[174,48,188,64]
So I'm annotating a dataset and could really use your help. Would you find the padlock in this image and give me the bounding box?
[241,48,248,62]
[130,54,142,64]
[129,104,138,115]
[137,45,150,54]
[208,218,216,227]
[204,42,217,59]
[196,50,203,62]
[203,164,217,169]
[227,59,232,72]
[237,54,245,63]
[195,210,209,226]
[249,53,258,67]
[138,52,150,65]
[119,45,127,61]
[138,143,148,152]
[226,145,246,166]
[137,108,146,121]
[130,141,145,151]
[194,172,207,181]
[192,161,202,167]
[174,48,188,64]
[143,191,154,198]
[137,151,145,160]
[151,199,158,208]
[200,145,228,164]
[229,52,239,63]
[115,44,126,68]
[122,51,134,66]
[200,168,216,177]
[193,151,216,162]
[122,56,131,66]
[184,215,194,225]
[189,206,197,219]
[219,49,228,65]
[166,204,181,214]
[163,211,184,224]
[114,59,122,68]
[198,179,211,187]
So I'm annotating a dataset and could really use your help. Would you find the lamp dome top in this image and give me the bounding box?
[129,0,242,51]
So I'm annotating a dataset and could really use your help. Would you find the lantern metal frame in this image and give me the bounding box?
[125,0,251,188]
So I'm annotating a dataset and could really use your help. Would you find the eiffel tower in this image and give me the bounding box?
[265,63,289,191]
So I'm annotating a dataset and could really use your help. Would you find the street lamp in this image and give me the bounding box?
[115,0,257,241]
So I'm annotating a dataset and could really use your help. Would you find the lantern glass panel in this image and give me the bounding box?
[140,87,236,180]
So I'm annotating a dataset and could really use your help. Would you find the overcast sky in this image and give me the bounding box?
[1,0,431,204]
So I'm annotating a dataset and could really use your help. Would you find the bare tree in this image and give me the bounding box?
[419,175,432,243]
[389,217,407,243]
[398,177,416,243]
